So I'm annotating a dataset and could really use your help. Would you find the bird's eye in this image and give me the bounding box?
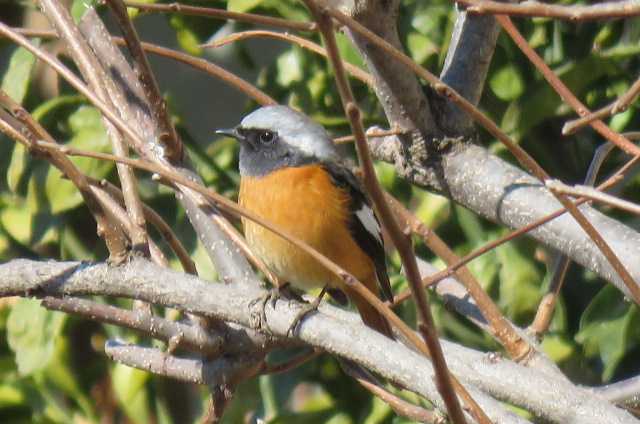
[258,130,276,145]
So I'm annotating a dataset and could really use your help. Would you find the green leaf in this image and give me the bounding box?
[1,43,38,104]
[406,32,436,65]
[41,106,112,214]
[490,64,524,101]
[576,286,640,381]
[228,0,264,13]
[0,383,25,408]
[7,299,66,376]
[67,104,104,133]
[0,200,59,248]
[277,48,303,86]
[169,14,203,56]
[31,95,84,122]
[112,363,151,424]
[413,190,450,230]
[70,0,100,22]
[455,205,486,246]
[335,31,365,70]
[365,394,392,423]
[541,334,575,363]
[7,143,29,193]
[496,241,542,321]
[45,338,96,419]
[609,108,633,132]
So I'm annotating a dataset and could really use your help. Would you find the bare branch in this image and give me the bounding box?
[563,74,640,134]
[91,178,197,275]
[76,10,258,287]
[1,258,635,424]
[104,340,263,386]
[123,0,316,32]
[0,93,130,260]
[387,193,533,361]
[341,360,446,424]
[439,10,500,134]
[106,0,183,162]
[592,375,640,407]
[38,0,149,252]
[202,30,373,87]
[261,350,321,375]
[546,180,640,216]
[457,0,640,21]
[41,296,223,354]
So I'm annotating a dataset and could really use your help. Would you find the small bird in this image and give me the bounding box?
[217,105,393,338]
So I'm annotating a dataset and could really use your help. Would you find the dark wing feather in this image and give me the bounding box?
[321,162,393,302]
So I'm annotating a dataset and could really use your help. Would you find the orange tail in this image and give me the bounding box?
[346,286,394,339]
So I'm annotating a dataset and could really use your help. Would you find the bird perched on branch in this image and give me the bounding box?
[217,105,393,338]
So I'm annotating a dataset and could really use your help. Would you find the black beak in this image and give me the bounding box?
[215,127,242,141]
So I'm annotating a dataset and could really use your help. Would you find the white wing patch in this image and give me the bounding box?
[355,205,383,244]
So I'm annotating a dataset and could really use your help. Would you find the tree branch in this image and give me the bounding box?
[1,258,635,424]
[439,10,500,135]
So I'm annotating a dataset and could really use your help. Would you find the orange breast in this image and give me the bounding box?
[239,165,375,291]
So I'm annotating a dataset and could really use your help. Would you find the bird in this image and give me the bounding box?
[217,105,393,338]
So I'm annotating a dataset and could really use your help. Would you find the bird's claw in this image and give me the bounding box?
[251,285,288,334]
[286,286,327,337]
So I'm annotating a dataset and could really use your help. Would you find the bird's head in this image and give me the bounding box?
[217,105,338,177]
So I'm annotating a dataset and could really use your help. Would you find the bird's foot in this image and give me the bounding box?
[286,286,328,337]
[253,283,303,334]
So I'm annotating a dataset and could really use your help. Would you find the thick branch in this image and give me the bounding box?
[439,10,500,134]
[1,258,636,424]
[373,140,640,299]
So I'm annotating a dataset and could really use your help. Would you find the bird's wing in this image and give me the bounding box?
[321,162,393,302]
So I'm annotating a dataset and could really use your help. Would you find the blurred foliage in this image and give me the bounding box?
[0,0,639,423]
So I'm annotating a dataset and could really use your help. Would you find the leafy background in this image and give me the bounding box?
[0,0,639,422]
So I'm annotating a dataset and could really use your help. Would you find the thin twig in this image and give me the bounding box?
[563,72,640,134]
[4,21,259,289]
[529,141,620,336]
[38,0,150,254]
[202,30,373,87]
[495,15,639,303]
[106,0,183,162]
[546,180,640,216]
[0,22,149,154]
[456,0,640,21]
[529,255,571,337]
[123,1,316,32]
[90,178,197,275]
[202,387,234,424]
[304,3,471,423]
[0,91,130,260]
[11,28,276,106]
[386,193,532,361]
[494,16,640,158]
[393,193,599,305]
[341,360,446,424]
[137,40,276,106]
[261,349,321,375]
[334,128,405,144]
[41,296,222,354]
[87,177,168,267]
